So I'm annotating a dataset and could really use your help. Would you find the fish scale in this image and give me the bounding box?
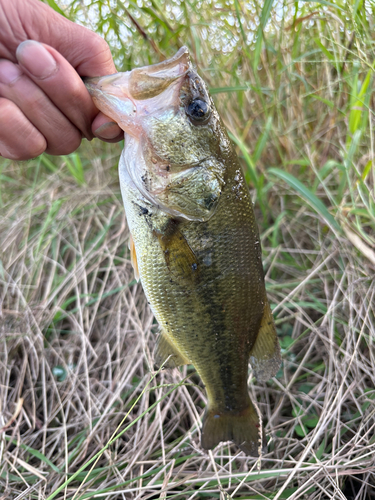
[85,46,281,456]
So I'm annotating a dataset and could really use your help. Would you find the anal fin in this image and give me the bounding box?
[249,300,281,382]
[154,330,190,369]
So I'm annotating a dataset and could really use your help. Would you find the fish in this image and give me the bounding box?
[85,47,281,456]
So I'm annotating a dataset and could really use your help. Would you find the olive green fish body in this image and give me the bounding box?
[86,47,281,455]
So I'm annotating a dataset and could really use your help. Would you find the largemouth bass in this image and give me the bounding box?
[86,47,281,456]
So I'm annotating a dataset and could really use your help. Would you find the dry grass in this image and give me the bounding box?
[1,0,375,498]
[1,148,374,499]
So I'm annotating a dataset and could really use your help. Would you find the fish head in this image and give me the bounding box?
[85,47,231,221]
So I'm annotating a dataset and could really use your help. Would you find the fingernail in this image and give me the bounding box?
[94,122,121,140]
[16,40,57,79]
[0,60,22,84]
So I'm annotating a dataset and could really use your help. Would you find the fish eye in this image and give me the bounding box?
[186,99,210,123]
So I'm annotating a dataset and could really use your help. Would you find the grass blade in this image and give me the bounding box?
[253,0,275,71]
[268,168,341,232]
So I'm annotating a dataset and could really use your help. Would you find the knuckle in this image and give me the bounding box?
[23,89,46,114]
[0,98,46,160]
[0,59,23,84]
[0,98,17,121]
[67,77,86,104]
[1,140,45,161]
[15,132,46,160]
[47,129,82,156]
[29,141,46,159]
[89,34,111,56]
[84,34,114,69]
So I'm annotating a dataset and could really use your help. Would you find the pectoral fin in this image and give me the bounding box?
[249,300,281,382]
[154,330,190,368]
[155,219,199,283]
[128,234,140,281]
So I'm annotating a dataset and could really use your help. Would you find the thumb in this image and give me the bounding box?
[47,23,117,77]
[1,0,117,77]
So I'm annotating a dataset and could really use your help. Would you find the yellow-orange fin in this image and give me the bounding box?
[128,234,140,281]
[154,330,190,369]
[201,398,266,456]
[249,300,281,382]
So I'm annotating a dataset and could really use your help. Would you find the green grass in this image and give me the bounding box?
[1,0,375,499]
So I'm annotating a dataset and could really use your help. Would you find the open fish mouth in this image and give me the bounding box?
[85,46,191,139]
[85,47,222,222]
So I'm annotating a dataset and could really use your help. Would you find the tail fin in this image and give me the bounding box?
[201,399,266,456]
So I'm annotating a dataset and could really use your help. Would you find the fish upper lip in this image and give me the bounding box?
[84,52,190,138]
[129,46,190,79]
[84,46,191,102]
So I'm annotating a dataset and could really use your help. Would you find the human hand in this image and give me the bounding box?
[0,0,123,161]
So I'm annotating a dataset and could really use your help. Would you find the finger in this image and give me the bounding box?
[1,0,117,75]
[16,40,96,140]
[92,113,123,142]
[0,59,82,156]
[0,97,46,160]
